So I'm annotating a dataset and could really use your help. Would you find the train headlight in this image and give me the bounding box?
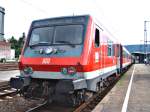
[23,67,33,74]
[45,47,53,54]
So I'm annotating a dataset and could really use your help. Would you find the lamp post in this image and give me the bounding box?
[144,21,150,63]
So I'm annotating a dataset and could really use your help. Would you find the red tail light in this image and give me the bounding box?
[61,67,76,75]
[67,67,76,75]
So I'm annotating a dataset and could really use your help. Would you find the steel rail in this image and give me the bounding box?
[25,101,48,112]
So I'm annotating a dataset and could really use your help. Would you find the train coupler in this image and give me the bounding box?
[10,76,31,89]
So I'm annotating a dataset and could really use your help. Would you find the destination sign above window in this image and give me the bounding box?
[32,15,89,27]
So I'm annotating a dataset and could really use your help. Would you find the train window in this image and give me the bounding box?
[94,28,100,47]
[117,45,120,57]
[29,27,53,45]
[54,25,83,44]
[108,45,111,56]
[107,40,113,56]
[112,44,115,56]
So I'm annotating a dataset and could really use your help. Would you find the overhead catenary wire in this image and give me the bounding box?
[17,0,48,15]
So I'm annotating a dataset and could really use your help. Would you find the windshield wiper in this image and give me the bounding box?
[29,42,51,48]
[56,41,75,48]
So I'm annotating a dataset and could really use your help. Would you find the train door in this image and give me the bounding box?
[94,26,103,75]
[93,25,104,92]
[117,44,122,73]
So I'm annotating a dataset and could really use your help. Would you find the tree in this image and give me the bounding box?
[8,33,25,58]
[17,33,25,57]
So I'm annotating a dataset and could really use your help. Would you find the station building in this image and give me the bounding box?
[125,44,150,63]
[0,41,11,59]
[0,6,12,61]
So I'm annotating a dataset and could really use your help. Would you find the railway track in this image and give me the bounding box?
[0,82,10,91]
[0,81,17,98]
[26,101,48,112]
[26,101,75,112]
[0,62,18,71]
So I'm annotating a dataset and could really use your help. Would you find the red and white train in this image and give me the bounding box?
[10,15,132,105]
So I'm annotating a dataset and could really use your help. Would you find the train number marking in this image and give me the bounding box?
[42,58,50,64]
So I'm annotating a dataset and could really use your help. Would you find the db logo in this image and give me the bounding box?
[42,58,50,64]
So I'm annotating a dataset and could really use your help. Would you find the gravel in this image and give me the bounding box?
[0,95,42,112]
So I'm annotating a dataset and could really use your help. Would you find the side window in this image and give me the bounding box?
[107,40,113,56]
[108,44,111,56]
[117,45,120,57]
[112,44,115,56]
[94,28,100,47]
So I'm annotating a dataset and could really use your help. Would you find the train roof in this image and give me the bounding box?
[30,15,130,54]
[31,15,90,27]
[33,15,90,21]
[123,46,131,55]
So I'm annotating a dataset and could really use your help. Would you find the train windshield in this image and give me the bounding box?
[29,25,83,46]
[24,24,86,57]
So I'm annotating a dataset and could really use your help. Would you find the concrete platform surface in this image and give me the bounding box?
[0,70,20,82]
[92,64,150,112]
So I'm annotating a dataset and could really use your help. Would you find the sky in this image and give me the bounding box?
[1,0,150,45]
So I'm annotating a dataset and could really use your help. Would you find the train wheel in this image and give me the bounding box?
[78,89,86,103]
[100,81,104,92]
[67,93,77,107]
[103,79,110,88]
[68,90,86,107]
[96,82,100,92]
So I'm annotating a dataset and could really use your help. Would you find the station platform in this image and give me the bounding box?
[92,64,150,112]
[0,70,19,82]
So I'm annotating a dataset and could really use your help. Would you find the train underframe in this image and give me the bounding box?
[10,71,123,106]
[22,79,87,106]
